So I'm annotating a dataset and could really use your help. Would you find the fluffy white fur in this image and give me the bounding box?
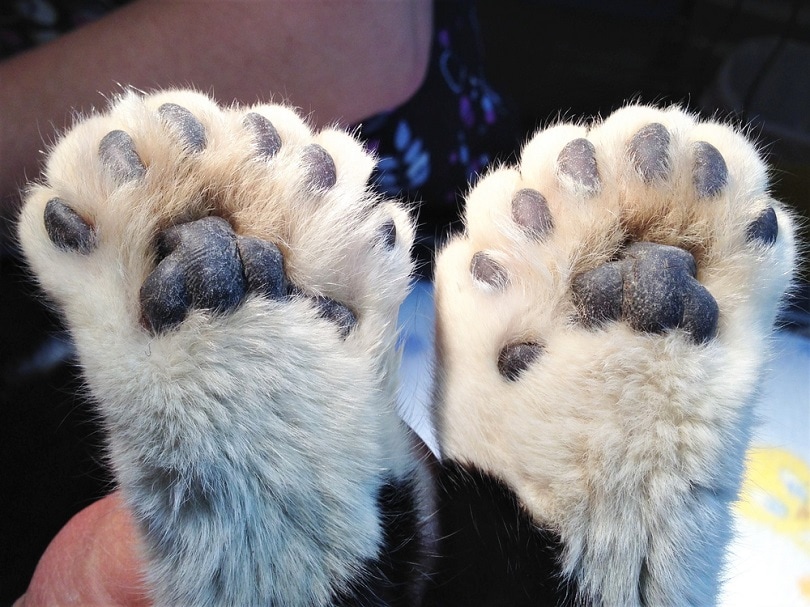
[19,91,797,607]
[19,90,422,606]
[433,104,797,606]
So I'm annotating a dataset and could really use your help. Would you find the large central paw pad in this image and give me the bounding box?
[572,242,719,343]
[140,216,286,332]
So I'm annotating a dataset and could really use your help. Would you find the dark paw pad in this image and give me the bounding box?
[140,216,246,332]
[158,103,207,153]
[470,252,509,290]
[44,198,97,253]
[572,242,719,343]
[312,296,357,338]
[692,141,727,198]
[628,123,671,183]
[498,342,544,381]
[557,138,600,193]
[511,188,553,239]
[377,219,397,249]
[236,236,287,299]
[243,112,282,160]
[98,130,146,183]
[746,207,778,246]
[286,285,357,338]
[301,144,337,191]
[570,262,623,328]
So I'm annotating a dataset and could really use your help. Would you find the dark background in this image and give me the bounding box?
[2,0,809,603]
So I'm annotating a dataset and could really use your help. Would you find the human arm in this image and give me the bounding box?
[0,0,432,215]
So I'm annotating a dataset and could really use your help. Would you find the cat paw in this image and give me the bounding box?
[19,89,430,607]
[432,105,796,606]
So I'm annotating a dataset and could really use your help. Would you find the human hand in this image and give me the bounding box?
[14,492,150,607]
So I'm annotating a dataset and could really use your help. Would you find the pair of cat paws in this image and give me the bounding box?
[19,90,795,606]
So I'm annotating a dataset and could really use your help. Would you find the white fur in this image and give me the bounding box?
[19,89,420,606]
[20,90,798,606]
[432,104,797,606]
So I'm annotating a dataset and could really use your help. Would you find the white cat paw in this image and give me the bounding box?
[433,104,796,606]
[19,89,430,607]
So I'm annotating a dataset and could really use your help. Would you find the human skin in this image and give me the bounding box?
[13,493,150,607]
[0,0,432,220]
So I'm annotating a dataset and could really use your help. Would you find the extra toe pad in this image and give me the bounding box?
[692,141,728,198]
[628,123,671,183]
[746,207,779,246]
[44,198,97,253]
[557,138,600,193]
[511,188,553,239]
[498,342,545,381]
[302,144,337,191]
[237,236,287,299]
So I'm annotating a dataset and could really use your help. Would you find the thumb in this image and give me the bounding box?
[15,492,150,607]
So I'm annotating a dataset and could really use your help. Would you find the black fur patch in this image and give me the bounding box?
[335,478,431,607]
[424,461,579,607]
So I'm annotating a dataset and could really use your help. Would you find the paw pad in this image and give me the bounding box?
[557,138,600,193]
[471,252,509,290]
[138,217,360,337]
[692,141,728,198]
[243,112,282,160]
[301,144,337,191]
[497,342,544,381]
[746,207,779,246]
[572,242,719,343]
[158,103,207,153]
[628,123,671,183]
[30,93,401,343]
[98,130,146,183]
[377,219,397,249]
[511,188,553,239]
[43,198,97,253]
[140,216,246,332]
[311,296,357,338]
[236,236,288,299]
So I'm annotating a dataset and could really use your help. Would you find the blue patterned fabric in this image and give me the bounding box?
[358,1,520,269]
